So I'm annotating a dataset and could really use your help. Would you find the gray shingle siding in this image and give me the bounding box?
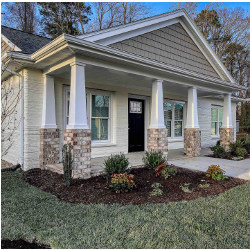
[110,23,220,79]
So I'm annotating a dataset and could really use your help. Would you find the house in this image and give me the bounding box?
[1,9,246,179]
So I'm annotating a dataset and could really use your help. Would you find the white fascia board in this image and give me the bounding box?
[79,10,185,43]
[181,12,235,83]
[97,18,179,46]
[1,35,22,51]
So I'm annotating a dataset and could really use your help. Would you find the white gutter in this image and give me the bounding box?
[5,68,24,168]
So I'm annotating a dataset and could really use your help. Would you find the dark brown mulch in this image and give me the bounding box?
[23,167,246,205]
[207,153,250,160]
[1,239,50,249]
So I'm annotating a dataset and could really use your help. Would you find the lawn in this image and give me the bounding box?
[2,170,249,249]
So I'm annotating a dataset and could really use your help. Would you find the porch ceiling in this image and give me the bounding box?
[51,63,224,100]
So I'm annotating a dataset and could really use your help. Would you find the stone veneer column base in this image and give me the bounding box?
[40,128,60,169]
[220,128,234,152]
[147,128,168,157]
[64,129,91,179]
[184,128,201,157]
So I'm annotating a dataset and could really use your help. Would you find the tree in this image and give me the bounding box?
[1,2,38,33]
[1,66,22,157]
[169,2,200,18]
[38,3,92,38]
[89,2,149,31]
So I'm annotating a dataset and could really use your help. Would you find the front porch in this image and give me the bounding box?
[40,56,236,179]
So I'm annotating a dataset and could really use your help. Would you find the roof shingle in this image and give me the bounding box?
[1,26,51,54]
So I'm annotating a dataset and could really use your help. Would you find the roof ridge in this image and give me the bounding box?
[1,25,51,40]
[81,8,186,37]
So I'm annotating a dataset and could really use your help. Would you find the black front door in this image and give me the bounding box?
[128,98,144,152]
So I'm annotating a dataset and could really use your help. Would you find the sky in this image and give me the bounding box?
[144,2,250,16]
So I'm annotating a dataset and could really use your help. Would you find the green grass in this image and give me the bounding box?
[1,170,249,248]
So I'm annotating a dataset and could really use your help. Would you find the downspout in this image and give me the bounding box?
[5,68,24,169]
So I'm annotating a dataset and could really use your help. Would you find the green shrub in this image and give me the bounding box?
[230,140,244,156]
[243,142,250,154]
[206,165,227,181]
[155,163,176,179]
[210,145,227,158]
[150,183,163,196]
[235,147,247,157]
[180,183,193,193]
[104,153,129,177]
[143,151,166,170]
[62,143,73,187]
[109,173,135,193]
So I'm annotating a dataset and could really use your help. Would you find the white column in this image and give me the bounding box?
[185,87,199,129]
[67,61,89,129]
[222,93,233,128]
[149,79,165,129]
[41,75,57,128]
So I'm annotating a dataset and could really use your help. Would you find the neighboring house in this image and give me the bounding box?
[1,9,246,179]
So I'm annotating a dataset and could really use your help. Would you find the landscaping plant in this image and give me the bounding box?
[104,153,129,177]
[62,143,73,187]
[210,145,227,158]
[150,182,163,196]
[206,165,227,181]
[229,140,244,156]
[109,173,135,193]
[143,151,166,170]
[235,147,247,157]
[155,162,176,179]
[198,183,210,189]
[180,183,193,193]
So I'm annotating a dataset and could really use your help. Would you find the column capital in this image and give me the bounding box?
[152,79,164,84]
[70,60,86,68]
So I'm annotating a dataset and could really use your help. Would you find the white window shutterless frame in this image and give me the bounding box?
[64,86,113,144]
[211,106,223,136]
[163,100,185,138]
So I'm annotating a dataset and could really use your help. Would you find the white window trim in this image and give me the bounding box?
[164,99,185,139]
[211,105,223,137]
[63,86,113,145]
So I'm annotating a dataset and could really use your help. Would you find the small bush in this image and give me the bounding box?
[150,183,163,196]
[180,183,192,193]
[104,153,129,177]
[210,145,227,158]
[155,163,176,179]
[235,147,247,157]
[230,140,244,156]
[243,142,250,154]
[143,151,166,170]
[109,173,135,193]
[198,183,210,189]
[62,143,73,187]
[206,165,227,181]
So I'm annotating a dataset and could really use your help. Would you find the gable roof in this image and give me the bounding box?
[78,9,235,83]
[1,26,51,54]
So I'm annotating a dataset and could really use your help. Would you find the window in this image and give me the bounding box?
[130,101,142,113]
[91,94,110,141]
[64,87,112,142]
[211,106,223,136]
[164,101,184,138]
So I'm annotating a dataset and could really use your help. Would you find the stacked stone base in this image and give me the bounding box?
[147,128,168,157]
[220,128,234,152]
[64,129,91,179]
[184,128,201,157]
[40,128,60,169]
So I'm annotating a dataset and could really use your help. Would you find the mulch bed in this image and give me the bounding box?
[23,167,246,205]
[1,239,50,249]
[207,153,250,161]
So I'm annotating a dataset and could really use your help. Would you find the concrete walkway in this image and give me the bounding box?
[169,157,250,181]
